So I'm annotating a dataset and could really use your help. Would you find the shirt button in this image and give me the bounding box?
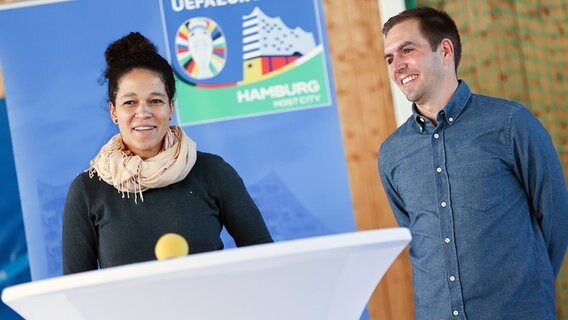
[436,167,442,173]
[449,117,454,122]
[444,238,451,244]
[449,275,456,281]
[419,117,425,122]
[441,201,447,207]
[433,133,440,139]
[453,310,459,316]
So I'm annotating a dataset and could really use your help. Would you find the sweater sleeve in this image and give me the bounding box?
[210,156,273,247]
[62,173,99,274]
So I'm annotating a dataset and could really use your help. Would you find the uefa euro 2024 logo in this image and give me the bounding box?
[175,17,227,80]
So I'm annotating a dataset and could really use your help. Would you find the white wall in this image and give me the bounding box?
[377,0,410,127]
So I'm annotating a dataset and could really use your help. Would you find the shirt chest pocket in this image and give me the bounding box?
[449,159,504,212]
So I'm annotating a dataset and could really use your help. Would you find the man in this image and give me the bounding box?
[378,6,567,320]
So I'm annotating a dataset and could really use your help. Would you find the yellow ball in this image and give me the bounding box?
[154,233,189,260]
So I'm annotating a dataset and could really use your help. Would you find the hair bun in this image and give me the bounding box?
[104,32,158,71]
[102,32,175,103]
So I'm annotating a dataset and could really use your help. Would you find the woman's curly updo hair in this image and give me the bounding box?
[103,32,175,105]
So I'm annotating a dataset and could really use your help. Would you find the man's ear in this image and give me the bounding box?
[440,38,455,66]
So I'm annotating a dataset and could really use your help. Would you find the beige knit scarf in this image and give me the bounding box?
[88,126,197,203]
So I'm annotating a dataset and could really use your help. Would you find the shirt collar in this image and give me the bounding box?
[411,80,472,132]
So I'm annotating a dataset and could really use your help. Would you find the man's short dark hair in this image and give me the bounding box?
[383,6,462,71]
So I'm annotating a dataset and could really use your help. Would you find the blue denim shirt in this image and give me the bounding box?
[379,81,568,320]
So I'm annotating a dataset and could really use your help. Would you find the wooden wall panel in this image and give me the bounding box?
[0,67,4,98]
[323,1,414,319]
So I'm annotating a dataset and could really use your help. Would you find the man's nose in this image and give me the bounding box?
[392,57,407,73]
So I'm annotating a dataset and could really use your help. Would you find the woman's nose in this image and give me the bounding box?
[135,102,151,117]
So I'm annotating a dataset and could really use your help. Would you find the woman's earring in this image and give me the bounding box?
[113,118,118,124]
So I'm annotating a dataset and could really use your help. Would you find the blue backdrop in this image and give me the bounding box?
[0,0,355,285]
[0,97,29,320]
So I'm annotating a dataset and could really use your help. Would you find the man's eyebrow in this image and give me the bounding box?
[384,40,417,59]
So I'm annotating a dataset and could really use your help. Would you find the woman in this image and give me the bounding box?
[62,32,273,274]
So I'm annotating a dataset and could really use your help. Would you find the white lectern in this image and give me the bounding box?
[2,228,411,320]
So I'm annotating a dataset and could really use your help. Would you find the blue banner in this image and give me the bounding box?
[0,0,354,281]
[0,97,30,320]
